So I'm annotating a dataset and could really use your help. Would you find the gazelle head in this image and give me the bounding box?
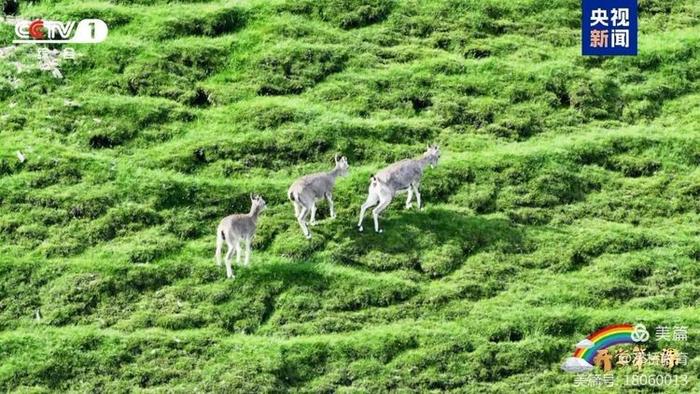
[425,144,440,168]
[250,194,266,213]
[334,153,350,176]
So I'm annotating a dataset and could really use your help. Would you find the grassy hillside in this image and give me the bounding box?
[1,0,699,392]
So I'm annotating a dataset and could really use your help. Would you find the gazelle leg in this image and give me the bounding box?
[326,193,336,219]
[405,187,413,209]
[293,201,301,219]
[235,240,242,265]
[412,183,422,209]
[358,191,379,232]
[372,197,392,233]
[215,232,224,266]
[224,244,235,279]
[244,237,251,266]
[310,203,317,226]
[297,205,311,239]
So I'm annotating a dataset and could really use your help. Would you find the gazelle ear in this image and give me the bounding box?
[334,153,339,163]
[250,193,254,201]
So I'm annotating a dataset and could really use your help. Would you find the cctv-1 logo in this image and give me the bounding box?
[14,19,108,44]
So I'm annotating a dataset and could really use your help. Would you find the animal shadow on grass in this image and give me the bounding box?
[217,260,329,300]
[214,260,329,332]
[335,207,525,275]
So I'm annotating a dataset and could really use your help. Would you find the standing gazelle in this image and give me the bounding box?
[288,154,349,239]
[358,145,440,233]
[215,194,267,279]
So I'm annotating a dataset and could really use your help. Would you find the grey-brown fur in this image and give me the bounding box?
[215,194,266,278]
[288,154,349,238]
[358,145,440,233]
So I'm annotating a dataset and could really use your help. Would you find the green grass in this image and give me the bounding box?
[1,0,699,392]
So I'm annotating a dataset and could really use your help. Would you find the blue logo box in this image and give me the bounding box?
[582,0,638,56]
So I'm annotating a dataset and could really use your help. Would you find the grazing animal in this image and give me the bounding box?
[288,154,349,239]
[215,194,267,279]
[358,145,441,233]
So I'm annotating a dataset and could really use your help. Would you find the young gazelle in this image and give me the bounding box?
[215,194,267,279]
[288,154,349,239]
[358,145,440,233]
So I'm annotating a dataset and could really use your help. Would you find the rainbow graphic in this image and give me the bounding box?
[573,323,636,364]
[562,323,646,373]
